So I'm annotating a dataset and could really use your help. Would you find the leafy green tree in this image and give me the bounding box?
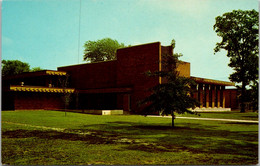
[2,60,30,76]
[2,60,44,76]
[213,9,259,112]
[141,46,199,128]
[30,67,43,72]
[83,38,126,63]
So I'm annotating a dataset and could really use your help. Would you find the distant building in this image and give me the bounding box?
[2,42,238,113]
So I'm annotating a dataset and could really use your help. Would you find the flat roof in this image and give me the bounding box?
[117,41,161,51]
[190,76,235,86]
[58,60,117,69]
[3,70,67,80]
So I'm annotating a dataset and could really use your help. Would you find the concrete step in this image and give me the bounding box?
[191,107,231,112]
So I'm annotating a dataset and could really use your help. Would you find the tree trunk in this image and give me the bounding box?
[171,110,175,128]
[240,81,246,113]
[240,54,246,113]
[64,102,67,117]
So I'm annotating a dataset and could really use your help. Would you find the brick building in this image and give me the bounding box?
[2,70,75,110]
[2,42,238,112]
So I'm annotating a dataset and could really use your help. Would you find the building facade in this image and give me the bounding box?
[2,42,238,112]
[2,70,75,110]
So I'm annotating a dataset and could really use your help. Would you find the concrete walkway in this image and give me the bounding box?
[147,116,259,123]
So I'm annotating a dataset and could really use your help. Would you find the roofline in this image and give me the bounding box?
[2,70,67,80]
[58,59,116,69]
[117,41,161,51]
[59,41,175,69]
[190,76,235,86]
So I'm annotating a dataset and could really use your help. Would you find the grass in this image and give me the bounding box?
[177,111,259,120]
[2,110,258,165]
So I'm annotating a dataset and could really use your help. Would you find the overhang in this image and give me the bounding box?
[190,76,235,86]
[3,70,67,80]
[9,85,75,93]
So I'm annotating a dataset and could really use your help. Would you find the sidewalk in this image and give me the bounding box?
[147,115,259,123]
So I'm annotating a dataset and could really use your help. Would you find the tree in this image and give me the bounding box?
[248,81,258,112]
[213,9,259,112]
[83,38,126,63]
[2,60,30,77]
[2,60,44,76]
[30,67,43,72]
[59,74,72,117]
[141,44,199,128]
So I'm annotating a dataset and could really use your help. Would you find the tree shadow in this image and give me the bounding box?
[79,120,257,139]
[79,121,258,156]
[241,115,258,119]
[224,122,258,125]
[2,129,114,144]
[3,120,258,159]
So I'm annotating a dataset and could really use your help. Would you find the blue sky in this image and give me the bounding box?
[2,0,258,82]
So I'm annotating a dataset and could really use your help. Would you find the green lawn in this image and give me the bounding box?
[2,110,258,165]
[177,111,259,120]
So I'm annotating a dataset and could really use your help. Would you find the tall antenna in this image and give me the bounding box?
[77,0,82,64]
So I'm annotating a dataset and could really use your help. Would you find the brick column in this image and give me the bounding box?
[198,84,204,108]
[205,84,210,108]
[216,86,221,108]
[123,94,131,112]
[221,86,226,108]
[191,84,198,100]
[211,85,215,108]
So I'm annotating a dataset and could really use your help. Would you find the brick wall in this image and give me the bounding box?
[177,62,190,77]
[14,92,64,110]
[225,89,238,109]
[58,60,117,89]
[161,45,173,55]
[161,45,190,77]
[116,42,161,113]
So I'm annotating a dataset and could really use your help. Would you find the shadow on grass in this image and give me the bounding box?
[82,121,257,138]
[224,122,258,125]
[79,121,258,156]
[2,121,258,158]
[2,129,114,144]
[241,115,258,119]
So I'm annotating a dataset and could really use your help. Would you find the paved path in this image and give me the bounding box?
[147,116,259,123]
